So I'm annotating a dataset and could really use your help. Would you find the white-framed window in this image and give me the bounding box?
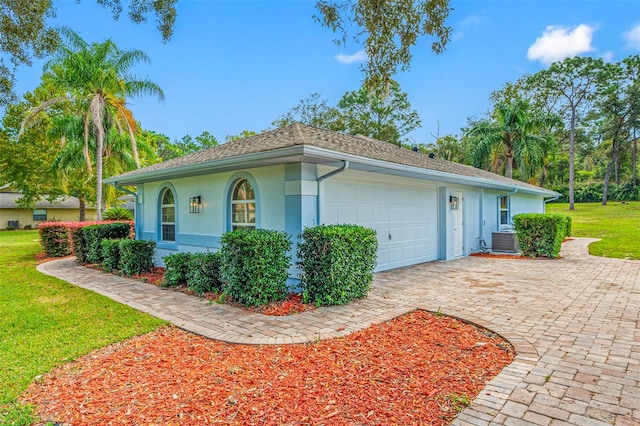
[499,196,510,226]
[160,188,176,242]
[33,209,47,221]
[231,179,256,230]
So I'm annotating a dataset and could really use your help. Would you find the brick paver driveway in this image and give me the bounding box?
[38,238,640,425]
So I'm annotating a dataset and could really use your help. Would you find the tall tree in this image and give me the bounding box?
[273,83,421,146]
[591,56,640,204]
[334,81,421,145]
[526,56,606,209]
[420,134,467,163]
[466,98,559,181]
[157,131,220,161]
[0,0,176,105]
[21,29,164,219]
[0,78,68,207]
[315,0,451,90]
[271,93,340,129]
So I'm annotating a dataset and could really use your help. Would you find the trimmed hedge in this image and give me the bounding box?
[186,252,223,295]
[297,224,378,306]
[84,222,132,264]
[220,229,291,307]
[118,239,155,275]
[39,223,71,257]
[37,220,133,260]
[101,239,122,272]
[513,213,569,258]
[163,252,192,287]
[71,227,89,263]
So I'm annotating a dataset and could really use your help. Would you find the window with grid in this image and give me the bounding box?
[33,209,47,221]
[161,188,176,242]
[499,196,509,226]
[231,179,256,230]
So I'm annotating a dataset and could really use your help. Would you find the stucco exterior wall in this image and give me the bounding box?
[138,165,286,265]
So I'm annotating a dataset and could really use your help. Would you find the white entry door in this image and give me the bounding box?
[322,176,439,271]
[452,191,464,257]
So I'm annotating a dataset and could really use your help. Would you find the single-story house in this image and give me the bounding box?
[0,185,97,229]
[106,123,559,280]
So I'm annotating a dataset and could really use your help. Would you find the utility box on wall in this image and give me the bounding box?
[492,231,519,252]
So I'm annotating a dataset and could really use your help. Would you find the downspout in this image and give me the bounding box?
[316,160,350,225]
[543,194,561,213]
[497,188,518,230]
[112,183,139,239]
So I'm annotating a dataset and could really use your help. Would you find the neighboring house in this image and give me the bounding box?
[0,185,97,229]
[106,123,559,279]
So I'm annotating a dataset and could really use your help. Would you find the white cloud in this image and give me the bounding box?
[452,14,482,41]
[527,24,595,64]
[335,50,367,64]
[623,25,640,50]
[601,51,614,63]
[460,15,482,29]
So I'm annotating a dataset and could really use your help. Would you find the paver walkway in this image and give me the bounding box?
[37,238,640,425]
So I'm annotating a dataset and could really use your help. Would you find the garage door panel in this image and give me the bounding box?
[323,177,438,271]
[357,206,374,222]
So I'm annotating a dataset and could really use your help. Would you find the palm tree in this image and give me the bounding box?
[22,29,164,219]
[467,99,559,181]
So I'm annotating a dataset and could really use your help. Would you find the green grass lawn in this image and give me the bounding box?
[0,230,165,425]
[547,201,640,260]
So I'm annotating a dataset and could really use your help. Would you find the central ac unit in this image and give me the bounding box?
[492,231,519,252]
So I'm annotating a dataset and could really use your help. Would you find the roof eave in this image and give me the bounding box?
[301,146,560,197]
[106,144,559,197]
[105,145,307,185]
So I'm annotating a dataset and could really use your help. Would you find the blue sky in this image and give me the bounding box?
[11,0,640,144]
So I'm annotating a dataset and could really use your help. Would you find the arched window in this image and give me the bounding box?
[231,179,256,230]
[160,188,176,241]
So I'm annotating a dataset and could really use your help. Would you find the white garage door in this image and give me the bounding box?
[322,177,439,271]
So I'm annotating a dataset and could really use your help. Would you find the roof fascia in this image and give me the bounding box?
[301,146,559,196]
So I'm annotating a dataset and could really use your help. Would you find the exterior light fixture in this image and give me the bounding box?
[189,196,202,214]
[449,195,459,211]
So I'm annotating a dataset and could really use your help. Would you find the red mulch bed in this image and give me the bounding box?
[121,266,316,316]
[22,311,514,425]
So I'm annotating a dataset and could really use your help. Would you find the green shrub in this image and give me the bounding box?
[71,226,89,263]
[101,239,122,272]
[220,229,291,307]
[513,213,568,259]
[548,181,639,203]
[103,206,134,220]
[84,222,132,264]
[162,252,192,287]
[297,224,378,306]
[118,239,156,276]
[23,224,32,230]
[564,216,572,237]
[186,252,223,294]
[38,223,71,257]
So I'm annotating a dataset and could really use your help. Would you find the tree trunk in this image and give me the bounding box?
[614,151,619,185]
[539,165,547,187]
[602,139,621,205]
[569,106,576,210]
[79,194,86,222]
[633,129,637,187]
[505,151,514,179]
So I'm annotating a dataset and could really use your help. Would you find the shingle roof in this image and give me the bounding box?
[0,192,95,209]
[111,123,556,195]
